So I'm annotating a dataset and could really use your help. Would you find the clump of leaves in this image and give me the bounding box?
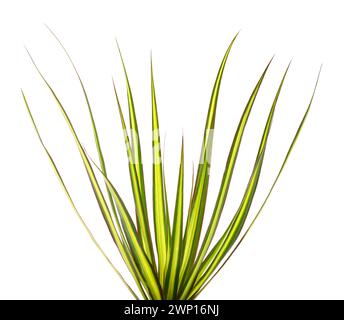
[23,30,320,300]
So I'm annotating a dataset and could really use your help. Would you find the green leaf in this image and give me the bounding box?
[151,58,171,285]
[22,90,140,300]
[164,138,184,299]
[87,153,164,299]
[188,66,321,299]
[112,78,156,267]
[45,26,121,234]
[179,33,239,290]
[26,51,162,299]
[116,42,155,263]
[178,58,273,297]
[183,64,291,299]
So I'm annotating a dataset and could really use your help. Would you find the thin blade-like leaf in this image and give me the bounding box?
[22,91,140,300]
[179,59,273,296]
[116,41,146,192]
[26,52,162,299]
[184,65,291,298]
[151,58,170,285]
[164,138,184,299]
[112,79,156,267]
[183,152,265,299]
[116,42,154,262]
[179,33,239,289]
[162,152,172,254]
[45,26,120,232]
[188,67,321,299]
[87,154,164,299]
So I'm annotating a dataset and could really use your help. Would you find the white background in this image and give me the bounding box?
[0,0,343,300]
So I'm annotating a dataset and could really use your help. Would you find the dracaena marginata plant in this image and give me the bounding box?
[22,30,321,300]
